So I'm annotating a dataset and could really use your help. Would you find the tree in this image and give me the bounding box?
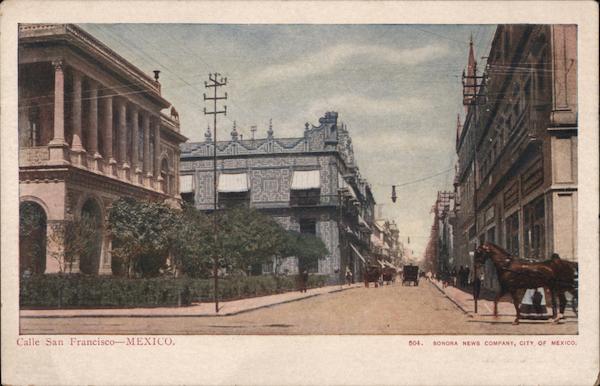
[108,197,178,277]
[47,214,98,274]
[283,231,329,272]
[218,207,287,275]
[171,204,215,278]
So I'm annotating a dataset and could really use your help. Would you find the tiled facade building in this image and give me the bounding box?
[454,25,577,290]
[180,112,375,283]
[18,24,187,275]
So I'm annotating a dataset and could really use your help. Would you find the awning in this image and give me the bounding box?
[218,173,249,192]
[350,243,366,264]
[291,170,320,190]
[179,174,194,193]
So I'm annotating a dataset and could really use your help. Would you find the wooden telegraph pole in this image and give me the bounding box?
[204,73,227,313]
[462,49,486,314]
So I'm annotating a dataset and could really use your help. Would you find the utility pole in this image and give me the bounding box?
[204,73,227,313]
[462,50,487,314]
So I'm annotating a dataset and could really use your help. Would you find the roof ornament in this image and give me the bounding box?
[205,125,212,142]
[267,118,274,139]
[231,121,238,141]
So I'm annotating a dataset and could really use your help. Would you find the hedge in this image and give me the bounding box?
[20,274,329,309]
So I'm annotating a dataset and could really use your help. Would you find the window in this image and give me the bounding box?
[138,119,144,165]
[487,227,496,244]
[300,219,316,235]
[505,211,519,256]
[524,196,545,259]
[299,219,318,273]
[468,225,476,240]
[512,83,521,117]
[149,129,155,173]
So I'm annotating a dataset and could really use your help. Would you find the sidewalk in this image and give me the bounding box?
[429,279,576,319]
[20,283,363,319]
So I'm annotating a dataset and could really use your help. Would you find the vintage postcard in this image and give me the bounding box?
[2,1,598,385]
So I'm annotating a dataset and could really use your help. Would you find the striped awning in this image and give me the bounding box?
[350,243,366,264]
[291,170,320,190]
[179,174,194,193]
[218,173,249,192]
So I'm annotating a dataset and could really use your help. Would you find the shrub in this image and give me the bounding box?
[20,274,331,309]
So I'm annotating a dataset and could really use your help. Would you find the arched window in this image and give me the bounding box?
[19,201,47,274]
[161,158,169,194]
[79,198,103,275]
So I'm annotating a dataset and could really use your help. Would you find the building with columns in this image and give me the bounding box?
[179,112,376,283]
[18,24,187,275]
[453,25,577,291]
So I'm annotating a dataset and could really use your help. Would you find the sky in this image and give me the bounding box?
[81,24,497,258]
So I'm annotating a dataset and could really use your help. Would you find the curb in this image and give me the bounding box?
[20,285,360,319]
[428,280,470,315]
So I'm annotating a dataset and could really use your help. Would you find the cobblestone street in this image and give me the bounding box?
[21,280,577,335]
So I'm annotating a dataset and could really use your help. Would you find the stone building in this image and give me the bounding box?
[454,25,577,290]
[18,24,187,275]
[179,112,375,283]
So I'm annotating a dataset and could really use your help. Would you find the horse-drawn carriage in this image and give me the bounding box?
[363,262,397,287]
[364,264,382,287]
[381,266,397,285]
[402,265,419,286]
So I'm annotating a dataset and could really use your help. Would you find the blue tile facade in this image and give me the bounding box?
[180,112,375,283]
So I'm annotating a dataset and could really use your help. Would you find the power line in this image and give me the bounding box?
[375,168,454,188]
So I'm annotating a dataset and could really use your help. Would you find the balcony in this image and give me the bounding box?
[19,145,167,194]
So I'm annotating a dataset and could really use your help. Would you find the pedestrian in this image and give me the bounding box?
[301,269,309,293]
[464,266,470,287]
[345,267,353,286]
[451,267,457,287]
[473,269,483,300]
[458,266,465,287]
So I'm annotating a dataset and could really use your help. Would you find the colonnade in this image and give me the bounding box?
[47,59,166,190]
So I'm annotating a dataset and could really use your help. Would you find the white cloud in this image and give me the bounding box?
[252,43,450,86]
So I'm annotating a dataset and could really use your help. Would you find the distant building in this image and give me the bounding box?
[454,25,577,290]
[423,191,455,276]
[371,218,401,268]
[179,112,375,283]
[18,24,187,275]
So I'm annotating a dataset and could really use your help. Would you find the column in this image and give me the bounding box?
[88,79,101,167]
[154,119,161,189]
[131,105,141,183]
[103,95,117,175]
[49,60,69,163]
[71,70,84,153]
[117,98,130,179]
[143,112,152,186]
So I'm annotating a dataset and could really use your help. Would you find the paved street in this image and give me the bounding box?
[21,280,577,335]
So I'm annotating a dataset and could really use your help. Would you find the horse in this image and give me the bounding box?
[474,242,561,325]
